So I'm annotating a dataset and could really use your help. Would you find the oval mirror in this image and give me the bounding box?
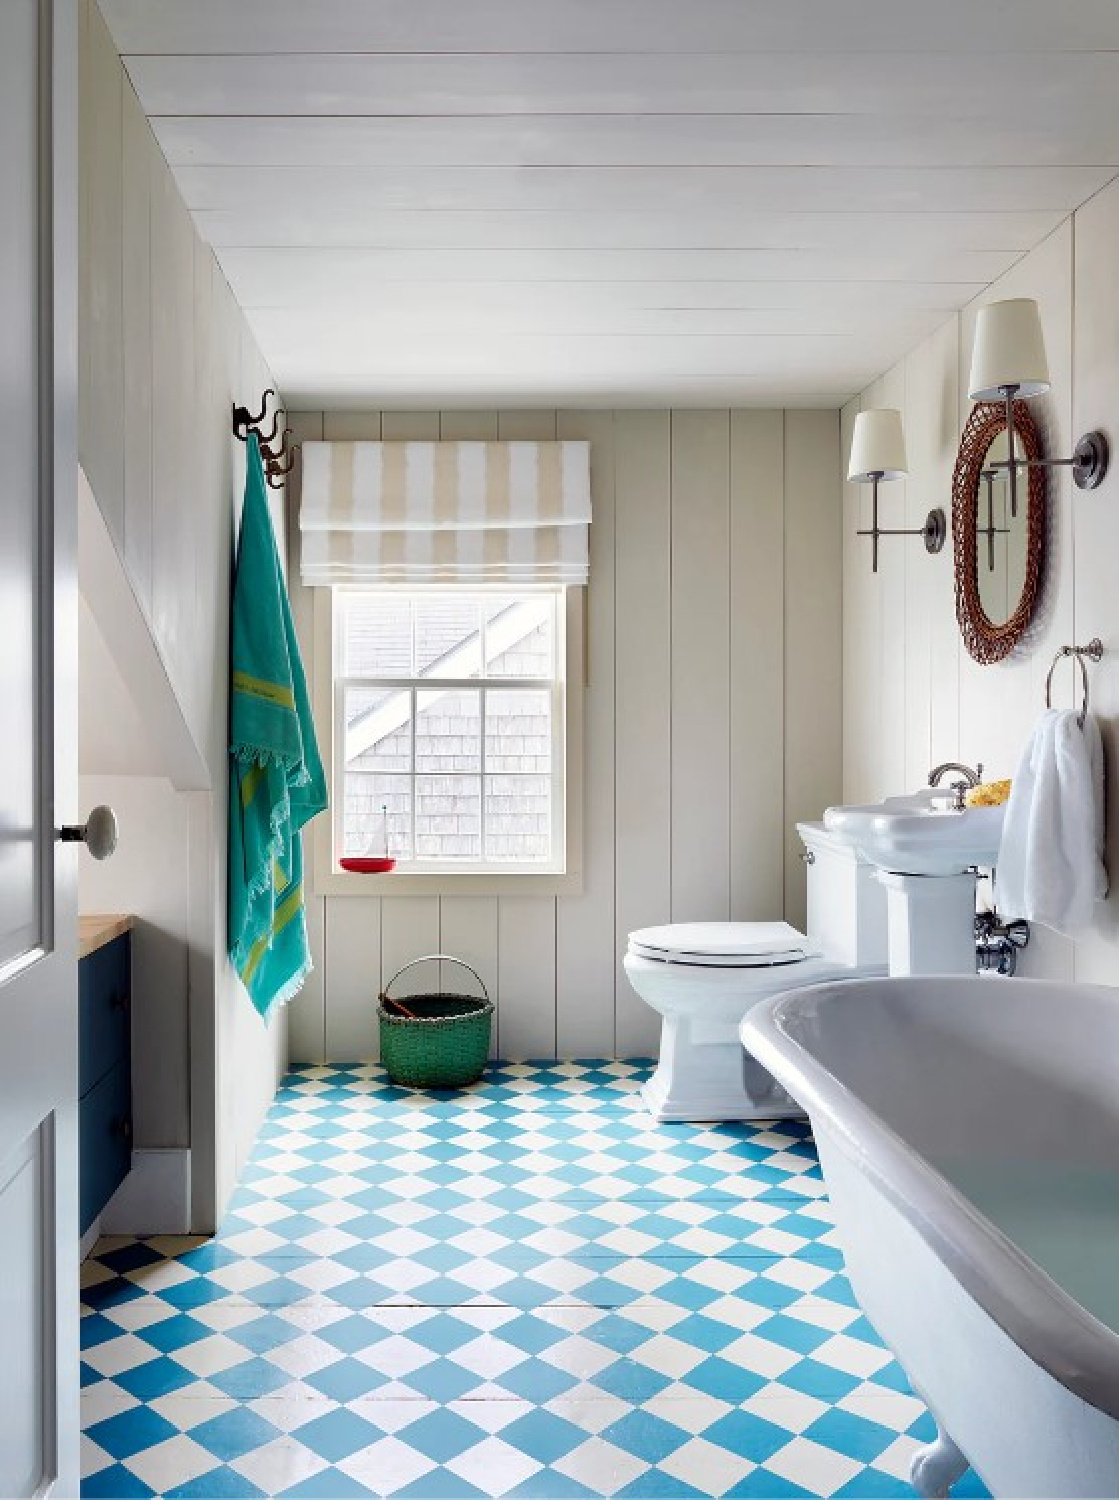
[952,399,1045,664]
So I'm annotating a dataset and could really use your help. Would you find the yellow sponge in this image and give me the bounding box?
[965,779,1012,808]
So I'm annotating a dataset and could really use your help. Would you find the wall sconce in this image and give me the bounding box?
[848,408,947,573]
[968,297,1109,517]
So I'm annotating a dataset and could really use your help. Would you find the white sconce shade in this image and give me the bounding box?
[848,408,907,482]
[968,297,1051,401]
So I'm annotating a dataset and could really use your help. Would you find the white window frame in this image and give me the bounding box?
[311,584,585,896]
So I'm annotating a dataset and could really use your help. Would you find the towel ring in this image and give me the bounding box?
[1045,638,1102,727]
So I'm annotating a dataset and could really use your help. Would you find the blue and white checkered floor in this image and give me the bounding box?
[81,1062,987,1498]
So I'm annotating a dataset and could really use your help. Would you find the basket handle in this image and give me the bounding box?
[379,953,491,1009]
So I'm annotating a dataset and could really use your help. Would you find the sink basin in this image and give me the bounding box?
[824,787,1005,876]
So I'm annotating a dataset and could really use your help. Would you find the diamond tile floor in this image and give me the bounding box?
[80,1061,989,1498]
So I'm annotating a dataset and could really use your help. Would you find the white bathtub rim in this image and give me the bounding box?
[741,975,1119,1424]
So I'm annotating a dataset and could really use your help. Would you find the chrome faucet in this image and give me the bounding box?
[928,761,984,811]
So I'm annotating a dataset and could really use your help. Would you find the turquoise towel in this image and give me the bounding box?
[228,435,327,1017]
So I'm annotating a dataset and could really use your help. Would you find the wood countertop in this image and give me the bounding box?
[78,913,134,960]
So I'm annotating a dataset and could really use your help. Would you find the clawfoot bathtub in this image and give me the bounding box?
[742,975,1119,1499]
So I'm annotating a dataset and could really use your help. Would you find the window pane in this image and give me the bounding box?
[416,775,481,860]
[485,689,552,774]
[483,595,554,678]
[485,775,551,861]
[344,687,411,771]
[414,596,483,678]
[341,593,412,677]
[342,685,413,856]
[344,774,412,859]
[416,689,480,773]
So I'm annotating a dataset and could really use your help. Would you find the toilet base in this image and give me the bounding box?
[642,1016,805,1124]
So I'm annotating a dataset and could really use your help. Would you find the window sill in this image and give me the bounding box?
[311,868,585,898]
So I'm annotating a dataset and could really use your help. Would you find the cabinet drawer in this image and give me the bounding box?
[79,934,130,1097]
[79,1059,132,1234]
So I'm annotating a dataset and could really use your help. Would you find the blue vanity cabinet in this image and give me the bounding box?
[79,921,133,1234]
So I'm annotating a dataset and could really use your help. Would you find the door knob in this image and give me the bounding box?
[59,805,118,860]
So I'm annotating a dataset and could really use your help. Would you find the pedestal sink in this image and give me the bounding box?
[823,789,1006,976]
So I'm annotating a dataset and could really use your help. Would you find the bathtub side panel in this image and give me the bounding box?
[816,1125,1119,1499]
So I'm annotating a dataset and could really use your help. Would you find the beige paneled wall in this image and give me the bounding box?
[79,0,284,1228]
[285,407,842,1063]
[842,180,1119,985]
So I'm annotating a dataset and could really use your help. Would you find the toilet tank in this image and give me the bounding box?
[798,821,888,969]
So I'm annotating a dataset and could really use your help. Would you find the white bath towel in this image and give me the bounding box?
[997,709,1107,935]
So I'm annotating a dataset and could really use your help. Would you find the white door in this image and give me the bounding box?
[0,1,80,1494]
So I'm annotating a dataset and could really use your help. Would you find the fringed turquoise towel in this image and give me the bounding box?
[228,435,327,1017]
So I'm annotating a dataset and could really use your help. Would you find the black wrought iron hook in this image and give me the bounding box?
[260,427,293,464]
[231,387,277,438]
[265,448,298,488]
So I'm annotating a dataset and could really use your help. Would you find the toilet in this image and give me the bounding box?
[624,822,888,1121]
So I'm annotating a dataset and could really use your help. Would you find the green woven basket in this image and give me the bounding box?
[378,954,494,1090]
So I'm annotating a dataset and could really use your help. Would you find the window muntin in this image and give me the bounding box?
[334,589,564,873]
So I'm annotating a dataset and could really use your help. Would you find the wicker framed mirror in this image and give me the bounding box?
[952,398,1045,664]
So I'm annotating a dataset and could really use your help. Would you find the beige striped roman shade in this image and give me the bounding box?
[299,440,592,586]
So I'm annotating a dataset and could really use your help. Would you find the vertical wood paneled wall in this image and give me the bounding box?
[842,177,1119,987]
[286,407,842,1063]
[79,0,283,1227]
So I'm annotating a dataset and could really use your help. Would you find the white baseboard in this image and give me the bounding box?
[101,1148,193,1235]
[80,1217,102,1261]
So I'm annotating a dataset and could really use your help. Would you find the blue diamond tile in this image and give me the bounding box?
[188,1407,283,1462]
[291,1408,385,1462]
[394,1468,486,1498]
[681,1356,768,1404]
[208,1357,293,1400]
[95,1242,166,1277]
[601,1410,692,1463]
[833,1471,914,1499]
[227,1313,305,1356]
[728,1468,812,1497]
[616,1473,707,1498]
[704,1409,795,1464]
[164,1465,269,1498]
[499,1410,587,1464]
[81,1462,158,1497]
[507,1470,597,1497]
[666,1313,744,1354]
[400,1357,483,1403]
[805,1408,905,1463]
[396,1409,489,1463]
[591,1360,676,1403]
[305,1356,395,1403]
[496,1359,581,1403]
[86,1406,179,1460]
[114,1356,198,1402]
[136,1313,214,1355]
[754,1314,834,1356]
[279,1470,376,1497]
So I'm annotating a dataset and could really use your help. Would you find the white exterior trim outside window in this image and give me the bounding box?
[311,585,585,896]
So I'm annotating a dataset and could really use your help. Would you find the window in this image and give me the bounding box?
[330,588,567,875]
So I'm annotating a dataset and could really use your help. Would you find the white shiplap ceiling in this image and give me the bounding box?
[101,0,1119,408]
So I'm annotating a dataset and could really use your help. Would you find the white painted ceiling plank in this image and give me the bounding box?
[248,326,947,377]
[99,0,1119,56]
[193,207,1070,252]
[219,269,982,312]
[123,52,1119,121]
[216,246,1017,286]
[174,163,1114,216]
[151,113,1119,171]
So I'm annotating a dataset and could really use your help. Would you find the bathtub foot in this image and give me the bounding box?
[910,1428,969,1499]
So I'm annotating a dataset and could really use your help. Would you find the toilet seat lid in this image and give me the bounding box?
[628,921,816,968]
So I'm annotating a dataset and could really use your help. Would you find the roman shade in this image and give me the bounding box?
[299,440,592,586]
